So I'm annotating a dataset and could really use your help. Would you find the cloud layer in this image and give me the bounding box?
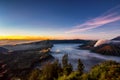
[66,5,120,33]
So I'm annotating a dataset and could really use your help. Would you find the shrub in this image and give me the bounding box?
[41,60,61,80]
[88,60,120,80]
[27,69,41,80]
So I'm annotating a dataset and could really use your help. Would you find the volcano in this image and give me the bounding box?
[92,44,120,56]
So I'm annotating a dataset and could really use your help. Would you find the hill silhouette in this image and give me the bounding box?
[112,36,120,40]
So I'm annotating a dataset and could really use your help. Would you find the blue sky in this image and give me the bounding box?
[0,0,120,40]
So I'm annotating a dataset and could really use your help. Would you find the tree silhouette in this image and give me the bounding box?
[77,59,84,75]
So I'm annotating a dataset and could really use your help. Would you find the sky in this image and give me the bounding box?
[0,0,120,40]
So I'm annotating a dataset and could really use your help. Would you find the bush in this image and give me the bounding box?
[27,69,41,80]
[41,60,62,80]
[63,63,73,76]
[58,72,80,80]
[88,60,120,80]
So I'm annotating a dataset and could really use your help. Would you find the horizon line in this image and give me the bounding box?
[0,35,95,40]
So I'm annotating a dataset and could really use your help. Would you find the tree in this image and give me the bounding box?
[62,54,68,68]
[41,60,62,80]
[77,59,84,75]
[54,60,63,76]
[62,54,73,76]
[64,63,73,76]
[27,69,41,80]
[88,60,120,80]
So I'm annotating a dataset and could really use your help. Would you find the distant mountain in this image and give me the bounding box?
[49,39,89,44]
[0,47,8,54]
[79,40,97,50]
[91,44,120,56]
[112,36,120,40]
[2,40,53,52]
[78,36,120,56]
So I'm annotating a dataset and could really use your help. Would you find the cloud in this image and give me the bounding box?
[66,5,120,33]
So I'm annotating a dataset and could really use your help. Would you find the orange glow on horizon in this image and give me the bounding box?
[0,35,92,40]
[0,35,54,40]
[0,35,73,40]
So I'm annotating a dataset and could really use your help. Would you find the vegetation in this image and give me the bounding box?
[77,59,84,75]
[62,54,68,68]
[62,54,73,76]
[86,60,120,80]
[0,54,120,80]
[40,60,61,80]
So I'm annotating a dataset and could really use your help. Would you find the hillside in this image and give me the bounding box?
[2,40,53,52]
[91,44,120,56]
[0,40,54,79]
[79,38,120,56]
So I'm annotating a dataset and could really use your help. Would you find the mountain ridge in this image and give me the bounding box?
[112,36,120,40]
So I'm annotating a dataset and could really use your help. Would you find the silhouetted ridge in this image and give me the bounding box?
[112,36,120,40]
[49,39,89,44]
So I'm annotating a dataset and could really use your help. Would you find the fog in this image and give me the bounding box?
[51,44,120,72]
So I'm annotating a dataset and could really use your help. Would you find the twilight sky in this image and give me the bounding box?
[0,0,120,40]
